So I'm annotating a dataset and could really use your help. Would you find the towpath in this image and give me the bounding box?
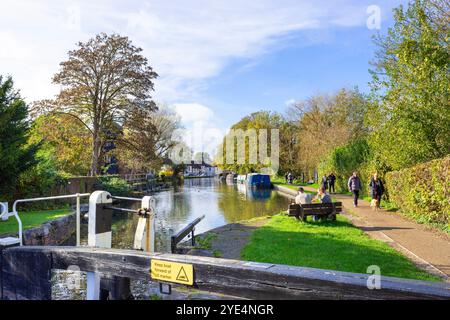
[274,184,450,281]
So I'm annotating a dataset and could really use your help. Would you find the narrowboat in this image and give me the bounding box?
[246,173,271,189]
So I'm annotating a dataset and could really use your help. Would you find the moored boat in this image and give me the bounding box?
[246,173,271,189]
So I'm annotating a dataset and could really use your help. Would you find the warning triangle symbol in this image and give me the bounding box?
[176,266,189,283]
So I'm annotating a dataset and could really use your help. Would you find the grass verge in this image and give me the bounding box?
[272,179,316,195]
[272,177,319,190]
[241,214,439,281]
[0,208,72,236]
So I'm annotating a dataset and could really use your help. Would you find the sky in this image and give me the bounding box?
[0,0,407,155]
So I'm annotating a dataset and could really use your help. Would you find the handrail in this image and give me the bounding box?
[0,202,9,219]
[109,196,143,202]
[11,193,90,246]
[171,215,205,253]
[103,206,139,214]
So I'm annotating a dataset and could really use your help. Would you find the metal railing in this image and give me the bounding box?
[171,215,205,253]
[1,193,90,246]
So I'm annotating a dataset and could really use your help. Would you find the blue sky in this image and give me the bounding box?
[203,27,381,122]
[0,0,407,153]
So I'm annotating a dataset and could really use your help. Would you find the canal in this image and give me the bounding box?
[110,177,290,252]
[56,178,289,299]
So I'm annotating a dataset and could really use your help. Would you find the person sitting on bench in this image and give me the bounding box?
[313,187,332,221]
[295,187,312,205]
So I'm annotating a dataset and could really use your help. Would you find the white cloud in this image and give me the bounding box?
[285,99,296,106]
[172,103,214,124]
[172,103,224,155]
[0,0,389,103]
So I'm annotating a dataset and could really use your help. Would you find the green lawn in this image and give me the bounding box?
[241,214,438,281]
[272,176,319,190]
[272,178,317,195]
[0,208,72,236]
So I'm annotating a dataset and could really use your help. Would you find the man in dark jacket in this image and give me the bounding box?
[348,172,362,207]
[328,173,336,193]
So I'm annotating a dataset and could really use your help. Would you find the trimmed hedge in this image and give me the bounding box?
[385,156,449,231]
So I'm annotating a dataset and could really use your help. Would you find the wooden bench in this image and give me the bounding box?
[288,202,342,221]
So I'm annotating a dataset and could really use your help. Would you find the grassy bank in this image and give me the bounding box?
[241,214,438,281]
[0,208,72,236]
[272,176,319,190]
[272,177,317,194]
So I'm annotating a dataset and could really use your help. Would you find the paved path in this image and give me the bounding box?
[275,184,450,280]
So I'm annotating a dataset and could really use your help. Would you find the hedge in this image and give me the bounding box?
[385,156,449,231]
[97,176,131,196]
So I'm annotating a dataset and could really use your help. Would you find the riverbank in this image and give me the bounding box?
[180,217,271,259]
[243,214,438,281]
[0,208,71,236]
[0,209,75,246]
[189,213,439,282]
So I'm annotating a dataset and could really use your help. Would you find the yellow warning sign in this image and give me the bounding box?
[150,260,194,285]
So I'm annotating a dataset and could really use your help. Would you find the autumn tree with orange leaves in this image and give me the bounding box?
[34,33,158,176]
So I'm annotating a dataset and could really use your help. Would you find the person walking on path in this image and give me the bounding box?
[369,173,385,210]
[348,172,362,208]
[285,172,289,183]
[328,173,336,193]
[320,174,328,191]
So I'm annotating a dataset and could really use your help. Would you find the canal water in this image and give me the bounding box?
[111,177,290,252]
[55,178,289,300]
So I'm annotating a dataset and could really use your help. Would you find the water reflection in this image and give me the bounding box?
[111,178,289,252]
[55,178,289,300]
[236,183,272,200]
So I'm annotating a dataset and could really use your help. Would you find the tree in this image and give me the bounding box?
[278,120,299,175]
[217,111,283,174]
[290,88,368,178]
[368,0,450,171]
[34,33,158,175]
[0,76,40,198]
[29,114,92,176]
[116,105,181,172]
[319,138,371,193]
[170,141,194,167]
[193,152,212,164]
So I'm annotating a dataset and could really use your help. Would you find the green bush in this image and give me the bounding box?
[97,176,131,196]
[13,151,69,211]
[385,156,450,232]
